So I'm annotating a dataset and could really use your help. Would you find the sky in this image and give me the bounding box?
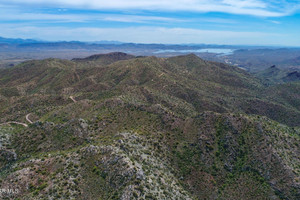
[1,0,300,46]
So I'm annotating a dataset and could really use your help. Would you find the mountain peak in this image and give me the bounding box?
[166,53,206,68]
[72,52,136,65]
[74,52,135,60]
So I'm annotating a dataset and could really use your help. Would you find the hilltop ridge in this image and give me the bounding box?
[0,53,299,199]
[72,52,136,65]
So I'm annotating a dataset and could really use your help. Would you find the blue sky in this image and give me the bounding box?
[1,0,300,46]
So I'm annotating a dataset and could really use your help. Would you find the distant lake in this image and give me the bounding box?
[154,48,234,55]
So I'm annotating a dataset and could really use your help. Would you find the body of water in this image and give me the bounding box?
[154,48,234,55]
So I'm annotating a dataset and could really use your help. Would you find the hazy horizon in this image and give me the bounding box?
[2,35,300,48]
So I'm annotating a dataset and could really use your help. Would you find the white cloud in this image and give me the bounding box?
[200,18,237,24]
[100,15,187,23]
[221,0,266,8]
[1,12,85,23]
[1,24,296,46]
[1,0,299,17]
[0,7,186,24]
[269,20,281,24]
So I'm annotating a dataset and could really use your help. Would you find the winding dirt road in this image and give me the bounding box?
[1,96,77,128]
[70,96,77,103]
[0,121,28,127]
[26,113,33,124]
[0,113,33,128]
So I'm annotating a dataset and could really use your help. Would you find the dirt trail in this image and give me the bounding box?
[0,121,28,127]
[0,113,33,128]
[1,96,76,128]
[70,96,77,103]
[26,113,33,124]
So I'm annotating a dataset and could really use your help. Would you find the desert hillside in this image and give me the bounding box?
[0,53,299,199]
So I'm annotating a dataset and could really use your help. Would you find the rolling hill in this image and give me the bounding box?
[0,53,299,199]
[255,65,300,84]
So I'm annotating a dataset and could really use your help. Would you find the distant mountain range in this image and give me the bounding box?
[1,36,300,74]
[0,36,42,44]
[0,36,123,45]
[0,36,256,50]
